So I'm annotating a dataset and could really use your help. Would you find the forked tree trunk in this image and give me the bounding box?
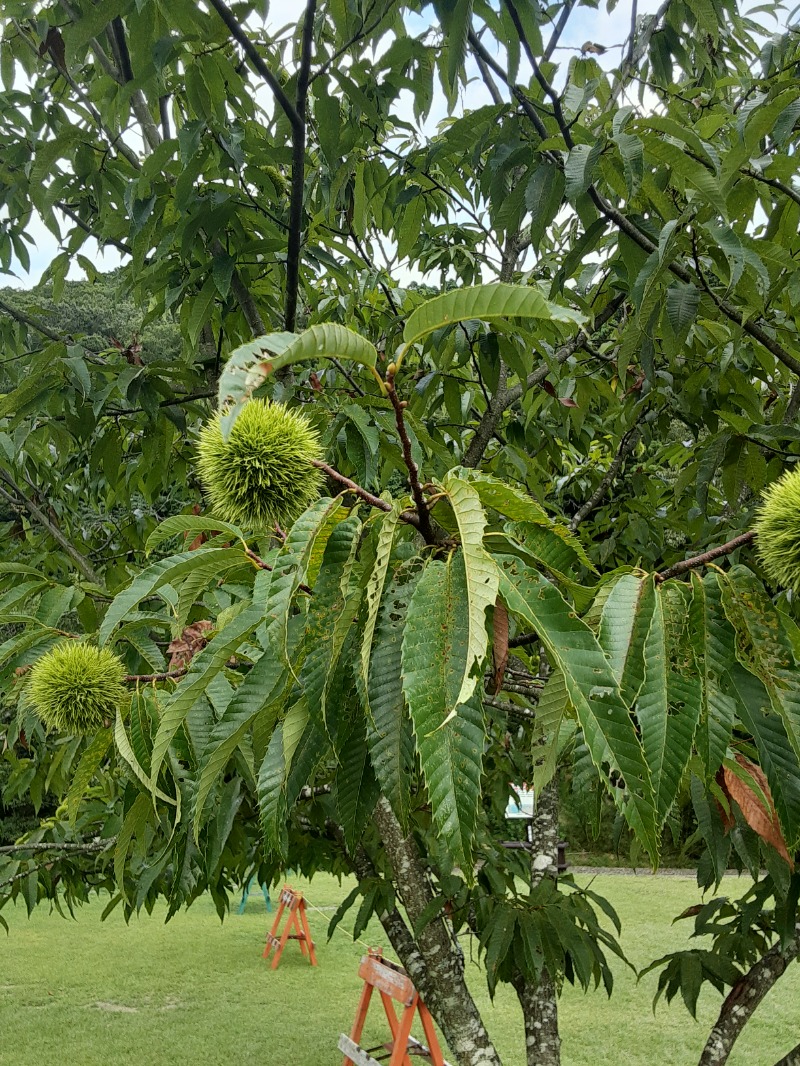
[513,776,562,1066]
[372,798,504,1066]
[699,925,800,1066]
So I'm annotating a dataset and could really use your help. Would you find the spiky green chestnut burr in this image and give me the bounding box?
[754,467,800,592]
[28,643,126,734]
[196,400,324,531]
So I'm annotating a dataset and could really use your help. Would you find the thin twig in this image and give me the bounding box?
[207,0,302,131]
[0,840,115,855]
[569,422,642,530]
[485,13,800,383]
[311,0,400,83]
[0,297,72,346]
[656,530,756,583]
[311,459,426,537]
[543,0,577,61]
[385,373,435,543]
[0,471,103,585]
[125,669,187,682]
[55,202,132,255]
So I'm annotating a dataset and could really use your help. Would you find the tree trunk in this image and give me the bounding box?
[699,925,800,1066]
[513,776,562,1066]
[513,970,561,1066]
[372,798,504,1066]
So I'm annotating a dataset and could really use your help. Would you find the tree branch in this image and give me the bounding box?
[656,530,756,583]
[485,14,800,383]
[0,839,115,855]
[207,0,302,131]
[385,373,435,543]
[311,458,428,535]
[543,0,577,62]
[311,0,400,83]
[467,29,549,141]
[503,293,626,409]
[0,472,103,585]
[0,296,71,346]
[125,669,187,682]
[372,798,503,1066]
[699,925,800,1066]
[55,201,132,255]
[284,0,317,333]
[743,167,800,210]
[0,838,115,892]
[569,422,641,530]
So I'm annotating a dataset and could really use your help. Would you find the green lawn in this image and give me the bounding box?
[1,874,797,1065]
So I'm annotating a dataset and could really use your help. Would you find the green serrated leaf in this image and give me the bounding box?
[367,563,420,827]
[99,547,246,645]
[265,498,342,668]
[218,326,378,413]
[146,515,245,554]
[402,284,583,347]
[65,729,112,825]
[498,557,658,859]
[721,566,800,761]
[689,574,736,778]
[402,554,485,869]
[442,472,499,713]
[359,504,401,714]
[301,514,362,729]
[148,578,267,792]
[335,713,380,853]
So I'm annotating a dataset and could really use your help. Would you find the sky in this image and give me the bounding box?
[0,0,767,289]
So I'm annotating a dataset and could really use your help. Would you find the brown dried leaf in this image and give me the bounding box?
[721,755,794,869]
[168,620,214,671]
[714,768,736,832]
[492,599,509,695]
[40,27,66,69]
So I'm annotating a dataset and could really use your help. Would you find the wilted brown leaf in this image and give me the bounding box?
[168,620,214,671]
[720,755,794,869]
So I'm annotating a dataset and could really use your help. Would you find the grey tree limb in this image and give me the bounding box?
[699,926,800,1066]
[373,798,504,1066]
[569,422,642,530]
[0,472,104,586]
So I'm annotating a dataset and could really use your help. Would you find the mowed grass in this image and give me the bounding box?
[1,874,797,1066]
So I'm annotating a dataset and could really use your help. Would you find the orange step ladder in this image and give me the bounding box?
[339,949,452,1066]
[263,886,317,969]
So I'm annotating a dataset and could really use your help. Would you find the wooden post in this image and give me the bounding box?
[262,886,317,969]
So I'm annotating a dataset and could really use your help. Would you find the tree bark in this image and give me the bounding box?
[373,798,504,1066]
[699,925,800,1066]
[774,1042,800,1066]
[513,777,562,1066]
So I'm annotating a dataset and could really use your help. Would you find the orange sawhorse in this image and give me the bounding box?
[263,886,317,969]
[338,949,452,1066]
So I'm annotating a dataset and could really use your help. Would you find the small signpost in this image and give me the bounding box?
[339,949,452,1066]
[263,886,317,970]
